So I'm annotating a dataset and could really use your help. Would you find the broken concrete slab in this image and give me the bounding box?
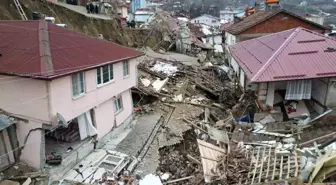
[81,167,96,180]
[62,170,79,180]
[115,113,162,156]
[140,78,151,87]
[152,78,169,92]
[77,149,108,173]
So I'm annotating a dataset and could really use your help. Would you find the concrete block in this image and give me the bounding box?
[0,180,20,185]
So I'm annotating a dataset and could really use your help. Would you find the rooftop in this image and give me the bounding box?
[191,14,220,21]
[225,9,330,35]
[229,27,336,82]
[0,20,143,79]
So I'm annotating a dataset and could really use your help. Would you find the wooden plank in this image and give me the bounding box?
[265,146,272,179]
[258,147,266,183]
[279,155,284,180]
[294,154,299,177]
[197,139,226,183]
[251,147,261,184]
[163,176,194,184]
[272,154,277,180]
[287,155,291,178]
[246,148,254,184]
[299,132,336,147]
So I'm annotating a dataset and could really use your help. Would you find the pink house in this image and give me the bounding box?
[0,20,142,170]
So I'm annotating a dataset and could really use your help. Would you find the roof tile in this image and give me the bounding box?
[225,9,330,35]
[0,20,143,79]
[230,27,336,82]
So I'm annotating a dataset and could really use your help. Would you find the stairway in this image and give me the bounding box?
[13,0,28,20]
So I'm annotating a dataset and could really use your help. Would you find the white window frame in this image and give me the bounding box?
[97,64,114,87]
[123,60,129,77]
[113,96,123,114]
[72,72,85,98]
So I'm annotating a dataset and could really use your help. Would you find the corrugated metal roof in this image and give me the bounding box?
[230,27,336,82]
[225,9,330,35]
[0,20,143,79]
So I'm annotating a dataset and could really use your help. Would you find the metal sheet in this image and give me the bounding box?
[0,114,15,131]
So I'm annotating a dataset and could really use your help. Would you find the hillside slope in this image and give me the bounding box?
[0,0,162,47]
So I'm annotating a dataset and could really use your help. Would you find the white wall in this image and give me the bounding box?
[134,14,153,23]
[326,78,336,107]
[306,16,324,25]
[266,82,275,108]
[220,13,234,22]
[230,57,239,74]
[239,69,245,90]
[203,35,222,46]
[190,15,221,27]
[225,32,236,46]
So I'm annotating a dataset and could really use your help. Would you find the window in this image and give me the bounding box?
[97,64,114,86]
[212,20,216,23]
[72,72,85,97]
[114,96,123,113]
[123,61,129,77]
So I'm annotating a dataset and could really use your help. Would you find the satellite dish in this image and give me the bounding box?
[57,113,69,128]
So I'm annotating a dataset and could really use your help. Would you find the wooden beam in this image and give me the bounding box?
[299,132,336,147]
[272,154,277,180]
[266,146,271,179]
[279,155,284,180]
[163,176,194,184]
[258,147,266,183]
[251,147,261,184]
[182,118,208,134]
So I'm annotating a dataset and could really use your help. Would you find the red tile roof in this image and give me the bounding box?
[0,20,143,79]
[225,9,330,35]
[229,27,336,82]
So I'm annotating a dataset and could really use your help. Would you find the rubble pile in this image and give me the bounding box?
[211,144,249,185]
[158,131,202,185]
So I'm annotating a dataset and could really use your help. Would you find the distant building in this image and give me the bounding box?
[117,4,129,18]
[131,0,148,13]
[220,8,235,23]
[223,9,330,52]
[300,0,308,6]
[134,8,154,23]
[189,14,221,27]
[305,14,324,26]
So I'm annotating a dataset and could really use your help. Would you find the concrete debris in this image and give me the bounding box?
[161,173,170,180]
[140,78,151,87]
[150,61,178,76]
[139,174,163,185]
[92,168,106,181]
[172,94,183,102]
[152,78,169,92]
